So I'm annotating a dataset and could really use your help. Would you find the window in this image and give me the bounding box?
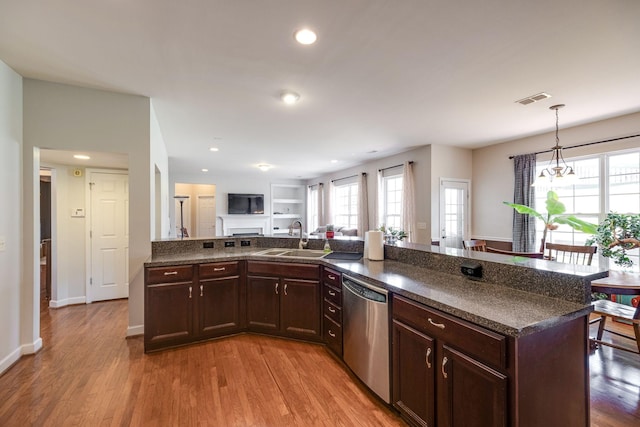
[307,185,319,232]
[534,148,640,271]
[333,181,358,228]
[380,173,403,230]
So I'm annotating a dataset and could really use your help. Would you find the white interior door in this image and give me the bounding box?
[88,170,129,302]
[439,179,470,249]
[197,195,216,237]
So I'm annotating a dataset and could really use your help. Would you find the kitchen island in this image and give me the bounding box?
[145,236,606,427]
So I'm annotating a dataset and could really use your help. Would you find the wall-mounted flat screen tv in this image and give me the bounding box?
[228,193,265,214]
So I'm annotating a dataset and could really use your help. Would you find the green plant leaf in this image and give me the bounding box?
[554,216,598,235]
[503,202,545,222]
[545,190,566,216]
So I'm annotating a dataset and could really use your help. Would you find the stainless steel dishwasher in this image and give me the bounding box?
[342,274,390,403]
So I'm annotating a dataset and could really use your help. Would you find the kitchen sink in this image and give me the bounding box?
[254,249,329,259]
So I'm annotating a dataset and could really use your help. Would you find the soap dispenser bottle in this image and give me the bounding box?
[323,240,331,253]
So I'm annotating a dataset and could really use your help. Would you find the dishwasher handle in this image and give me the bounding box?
[342,275,387,303]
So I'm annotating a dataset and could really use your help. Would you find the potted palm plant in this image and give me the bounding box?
[504,190,597,253]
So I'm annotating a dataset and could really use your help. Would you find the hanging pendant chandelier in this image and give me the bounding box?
[533,104,576,187]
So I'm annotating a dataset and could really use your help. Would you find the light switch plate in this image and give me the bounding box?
[71,208,85,218]
[0,236,6,252]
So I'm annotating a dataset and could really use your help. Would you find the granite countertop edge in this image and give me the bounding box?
[144,250,593,338]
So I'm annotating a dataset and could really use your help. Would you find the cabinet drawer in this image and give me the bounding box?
[323,284,342,307]
[323,315,342,356]
[323,299,342,324]
[248,261,319,280]
[322,267,341,287]
[200,261,239,279]
[146,265,193,284]
[393,295,506,369]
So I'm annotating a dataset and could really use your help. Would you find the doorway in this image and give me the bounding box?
[439,179,470,249]
[174,183,216,238]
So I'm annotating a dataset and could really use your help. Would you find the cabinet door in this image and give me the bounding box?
[247,276,280,332]
[438,345,507,427]
[145,281,194,348]
[280,278,320,339]
[392,319,435,427]
[198,276,241,337]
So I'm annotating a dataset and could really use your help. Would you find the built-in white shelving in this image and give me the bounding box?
[271,184,306,235]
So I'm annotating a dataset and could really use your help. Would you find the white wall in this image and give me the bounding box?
[0,60,23,374]
[150,102,170,240]
[472,111,640,242]
[42,164,89,307]
[23,79,156,338]
[308,146,432,244]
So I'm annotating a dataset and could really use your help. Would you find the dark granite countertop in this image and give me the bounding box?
[144,248,593,338]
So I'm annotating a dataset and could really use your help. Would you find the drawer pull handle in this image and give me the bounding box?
[428,318,445,329]
[200,285,203,297]
[275,283,279,295]
[426,348,432,369]
[328,274,336,280]
[284,283,288,296]
[328,290,336,297]
[442,356,448,379]
[328,306,336,314]
[213,267,225,271]
[163,271,178,276]
[189,286,193,299]
[328,330,336,338]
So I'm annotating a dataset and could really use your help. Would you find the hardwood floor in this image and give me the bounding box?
[0,300,638,426]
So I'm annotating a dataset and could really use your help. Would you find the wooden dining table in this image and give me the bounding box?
[590,271,640,353]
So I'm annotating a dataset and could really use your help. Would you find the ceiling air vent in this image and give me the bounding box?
[515,92,552,106]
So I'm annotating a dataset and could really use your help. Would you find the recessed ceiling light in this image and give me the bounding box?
[331,159,338,163]
[281,91,300,105]
[257,164,272,172]
[294,28,317,45]
[201,168,209,172]
[209,147,219,152]
[73,154,90,160]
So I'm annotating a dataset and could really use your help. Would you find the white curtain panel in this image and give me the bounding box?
[375,169,383,229]
[327,180,335,225]
[358,173,369,236]
[402,161,416,242]
[318,183,324,226]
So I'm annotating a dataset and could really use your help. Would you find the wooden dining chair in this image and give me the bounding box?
[545,243,597,265]
[463,239,487,252]
[486,247,544,258]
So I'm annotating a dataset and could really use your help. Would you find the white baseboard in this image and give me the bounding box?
[472,236,512,242]
[22,337,43,354]
[0,347,22,375]
[0,337,43,375]
[49,296,87,308]
[127,324,144,337]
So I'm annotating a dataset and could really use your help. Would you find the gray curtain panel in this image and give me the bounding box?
[512,154,536,252]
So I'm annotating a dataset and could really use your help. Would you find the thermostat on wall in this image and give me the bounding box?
[73,169,83,177]
[71,208,85,218]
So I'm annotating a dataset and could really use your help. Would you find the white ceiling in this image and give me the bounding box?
[2,1,639,179]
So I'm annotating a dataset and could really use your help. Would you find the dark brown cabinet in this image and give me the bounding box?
[247,261,321,341]
[322,267,343,356]
[392,295,507,427]
[144,261,244,352]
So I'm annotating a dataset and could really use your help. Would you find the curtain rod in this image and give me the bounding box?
[508,134,640,159]
[307,182,324,189]
[378,161,413,172]
[331,172,366,183]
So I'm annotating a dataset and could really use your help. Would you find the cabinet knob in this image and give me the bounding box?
[328,290,336,297]
[442,356,448,379]
[426,348,432,369]
[275,283,279,295]
[284,283,288,296]
[328,330,336,338]
[328,306,336,314]
[189,286,193,299]
[328,274,336,280]
[200,285,203,297]
[428,318,446,329]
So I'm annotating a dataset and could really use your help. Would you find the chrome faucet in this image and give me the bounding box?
[289,220,307,249]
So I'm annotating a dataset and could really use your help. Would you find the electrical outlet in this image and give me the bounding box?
[224,241,235,248]
[241,240,251,247]
[203,241,214,249]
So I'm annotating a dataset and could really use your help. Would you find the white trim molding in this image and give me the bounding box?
[127,324,144,337]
